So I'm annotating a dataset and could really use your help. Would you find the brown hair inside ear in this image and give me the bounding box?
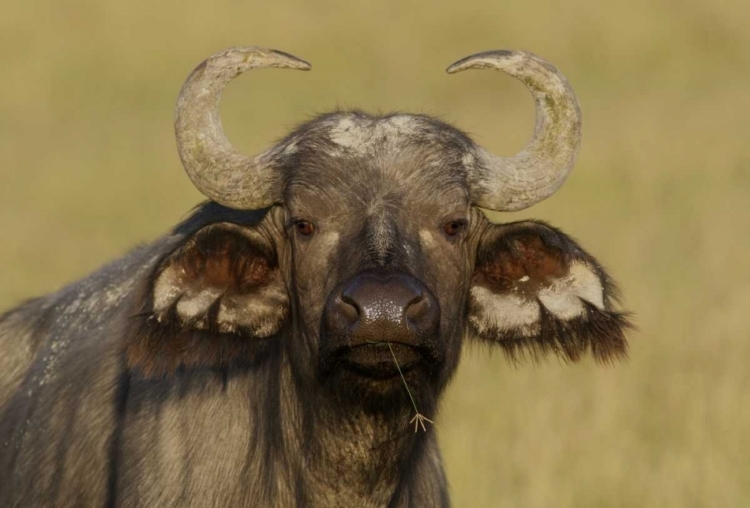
[170,225,276,294]
[478,231,568,294]
[126,224,288,378]
[470,221,633,364]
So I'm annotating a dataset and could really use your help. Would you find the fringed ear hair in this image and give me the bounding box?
[126,222,289,377]
[468,221,632,363]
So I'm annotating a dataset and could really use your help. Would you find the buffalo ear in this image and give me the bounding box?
[468,221,632,363]
[127,222,289,376]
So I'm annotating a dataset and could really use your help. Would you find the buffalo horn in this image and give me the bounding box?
[175,46,310,209]
[447,50,582,211]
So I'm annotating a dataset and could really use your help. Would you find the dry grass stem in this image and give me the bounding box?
[386,342,433,433]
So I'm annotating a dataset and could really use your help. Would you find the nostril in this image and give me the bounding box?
[326,272,441,349]
[338,294,360,325]
[405,294,428,323]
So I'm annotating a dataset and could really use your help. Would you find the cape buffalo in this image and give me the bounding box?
[0,47,631,507]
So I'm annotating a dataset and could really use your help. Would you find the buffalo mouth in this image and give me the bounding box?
[338,342,425,380]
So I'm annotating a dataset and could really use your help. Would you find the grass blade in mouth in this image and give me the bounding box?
[384,342,433,433]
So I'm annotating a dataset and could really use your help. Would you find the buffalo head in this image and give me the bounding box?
[128,47,629,419]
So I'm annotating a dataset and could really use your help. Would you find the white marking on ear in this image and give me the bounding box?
[538,263,604,319]
[217,284,288,336]
[469,285,540,336]
[150,224,291,338]
[153,268,185,315]
[470,262,606,334]
[176,287,223,321]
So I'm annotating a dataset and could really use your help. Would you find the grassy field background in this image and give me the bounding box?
[1,0,748,506]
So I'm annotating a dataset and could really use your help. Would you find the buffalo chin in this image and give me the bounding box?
[317,343,441,414]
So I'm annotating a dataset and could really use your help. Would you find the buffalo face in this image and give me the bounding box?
[277,116,480,407]
[127,47,630,418]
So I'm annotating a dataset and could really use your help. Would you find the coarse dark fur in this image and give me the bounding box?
[0,111,631,507]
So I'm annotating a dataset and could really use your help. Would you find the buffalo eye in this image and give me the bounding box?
[442,220,466,238]
[295,220,315,237]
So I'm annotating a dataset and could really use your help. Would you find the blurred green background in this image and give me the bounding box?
[1,0,748,506]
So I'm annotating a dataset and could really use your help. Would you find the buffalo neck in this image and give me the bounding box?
[275,347,432,506]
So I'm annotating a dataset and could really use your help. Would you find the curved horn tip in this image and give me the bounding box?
[446,49,536,74]
[270,49,312,70]
[201,46,312,73]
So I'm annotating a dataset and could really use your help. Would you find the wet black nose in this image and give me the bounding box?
[326,272,440,346]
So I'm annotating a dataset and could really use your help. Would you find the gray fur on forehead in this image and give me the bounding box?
[273,111,479,178]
